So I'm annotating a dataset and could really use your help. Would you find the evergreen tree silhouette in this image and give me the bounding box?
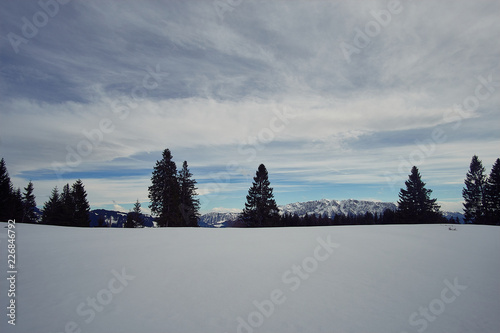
[397,166,442,223]
[462,155,486,223]
[242,164,280,227]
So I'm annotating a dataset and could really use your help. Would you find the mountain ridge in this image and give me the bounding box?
[199,198,464,227]
[68,199,465,228]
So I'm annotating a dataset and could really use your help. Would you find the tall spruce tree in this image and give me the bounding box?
[72,179,91,227]
[462,155,486,224]
[178,161,200,227]
[241,164,280,227]
[42,187,63,225]
[0,158,13,221]
[11,187,24,222]
[149,149,182,227]
[22,181,37,223]
[484,158,500,224]
[60,183,74,226]
[397,166,442,223]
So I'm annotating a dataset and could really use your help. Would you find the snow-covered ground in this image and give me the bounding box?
[1,222,499,333]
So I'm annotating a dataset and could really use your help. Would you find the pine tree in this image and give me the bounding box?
[133,200,144,227]
[126,200,144,228]
[42,187,63,225]
[397,166,442,223]
[462,155,486,224]
[22,181,37,223]
[148,149,182,227]
[484,158,500,224]
[72,179,90,227]
[178,161,200,227]
[60,183,74,226]
[241,164,280,227]
[11,187,24,222]
[0,158,13,221]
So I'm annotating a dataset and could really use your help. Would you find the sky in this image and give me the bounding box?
[0,0,499,214]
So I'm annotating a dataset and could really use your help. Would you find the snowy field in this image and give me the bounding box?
[1,222,499,333]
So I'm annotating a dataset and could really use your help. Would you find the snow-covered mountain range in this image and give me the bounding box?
[198,212,240,228]
[280,199,397,218]
[86,199,463,228]
[198,199,465,227]
[199,199,399,227]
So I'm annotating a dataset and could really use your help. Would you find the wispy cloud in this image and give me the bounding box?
[1,0,499,213]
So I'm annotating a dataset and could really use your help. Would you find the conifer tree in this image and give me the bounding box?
[60,183,74,226]
[462,155,486,223]
[133,200,144,227]
[241,164,280,227]
[397,166,442,223]
[126,200,144,228]
[0,158,13,221]
[484,158,500,224]
[149,149,182,227]
[11,187,24,222]
[22,181,37,223]
[72,179,91,227]
[42,187,63,225]
[178,161,200,227]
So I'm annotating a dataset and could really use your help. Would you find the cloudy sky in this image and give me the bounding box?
[1,0,499,214]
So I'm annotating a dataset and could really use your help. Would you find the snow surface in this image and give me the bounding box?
[1,223,499,333]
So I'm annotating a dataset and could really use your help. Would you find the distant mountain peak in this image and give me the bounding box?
[92,199,464,228]
[198,211,240,228]
[198,198,399,227]
[279,198,397,218]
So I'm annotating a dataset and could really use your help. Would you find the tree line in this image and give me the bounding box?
[235,163,447,227]
[279,207,452,227]
[238,156,500,227]
[41,181,91,226]
[0,149,201,228]
[148,149,200,227]
[462,155,500,224]
[0,159,37,223]
[1,153,499,227]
